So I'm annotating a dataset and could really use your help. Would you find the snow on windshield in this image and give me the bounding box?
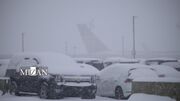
[150,65,180,78]
[129,68,158,79]
[161,62,180,69]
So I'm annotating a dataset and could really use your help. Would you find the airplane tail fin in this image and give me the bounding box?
[77,24,109,54]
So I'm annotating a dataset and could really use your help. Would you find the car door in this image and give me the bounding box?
[25,75,40,92]
[103,68,118,96]
[98,69,111,96]
[17,57,40,93]
[99,68,115,96]
[100,76,109,96]
[103,76,114,96]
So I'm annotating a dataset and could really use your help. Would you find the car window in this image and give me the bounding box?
[128,68,158,79]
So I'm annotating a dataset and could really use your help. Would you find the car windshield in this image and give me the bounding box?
[128,68,158,79]
[161,62,180,69]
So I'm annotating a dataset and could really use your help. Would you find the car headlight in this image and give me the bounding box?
[52,74,63,82]
[91,75,96,83]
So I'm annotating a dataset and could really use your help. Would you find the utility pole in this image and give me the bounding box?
[22,32,24,52]
[121,36,124,57]
[65,42,68,55]
[132,16,136,59]
[73,46,77,57]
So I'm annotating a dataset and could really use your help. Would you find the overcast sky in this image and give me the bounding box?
[0,0,180,55]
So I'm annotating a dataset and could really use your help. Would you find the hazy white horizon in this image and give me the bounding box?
[0,0,180,58]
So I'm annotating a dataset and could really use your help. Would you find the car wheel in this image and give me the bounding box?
[115,86,124,99]
[81,87,96,99]
[39,84,48,99]
[90,94,96,99]
[48,85,64,99]
[56,86,64,99]
[10,81,20,96]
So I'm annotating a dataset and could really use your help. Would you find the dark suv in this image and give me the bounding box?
[5,53,97,99]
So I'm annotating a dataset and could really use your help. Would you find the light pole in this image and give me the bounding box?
[73,46,77,57]
[132,16,136,59]
[22,32,24,52]
[65,41,68,55]
[121,36,124,57]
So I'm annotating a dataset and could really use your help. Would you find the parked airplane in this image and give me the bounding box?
[76,23,180,59]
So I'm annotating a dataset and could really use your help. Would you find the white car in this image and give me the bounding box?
[143,58,180,71]
[97,64,157,99]
[160,62,180,71]
[149,65,180,78]
[74,57,104,70]
[79,63,100,75]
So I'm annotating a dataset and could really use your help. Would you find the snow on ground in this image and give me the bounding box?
[0,90,118,101]
[0,94,118,101]
[0,91,176,101]
[128,93,176,101]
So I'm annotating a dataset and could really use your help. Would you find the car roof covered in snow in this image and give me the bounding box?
[149,65,180,78]
[8,52,95,75]
[160,62,180,69]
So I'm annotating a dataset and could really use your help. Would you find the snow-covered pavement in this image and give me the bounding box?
[0,91,176,101]
[0,95,119,101]
[0,93,176,101]
[128,94,176,101]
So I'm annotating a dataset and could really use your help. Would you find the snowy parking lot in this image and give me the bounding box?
[0,94,119,101]
[0,93,176,101]
[0,90,119,101]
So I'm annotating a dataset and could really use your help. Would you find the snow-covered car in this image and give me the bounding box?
[0,59,9,77]
[149,65,180,78]
[103,57,140,67]
[5,53,97,99]
[79,64,100,84]
[97,64,157,99]
[79,64,100,75]
[160,62,180,71]
[74,57,104,70]
[143,58,180,71]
